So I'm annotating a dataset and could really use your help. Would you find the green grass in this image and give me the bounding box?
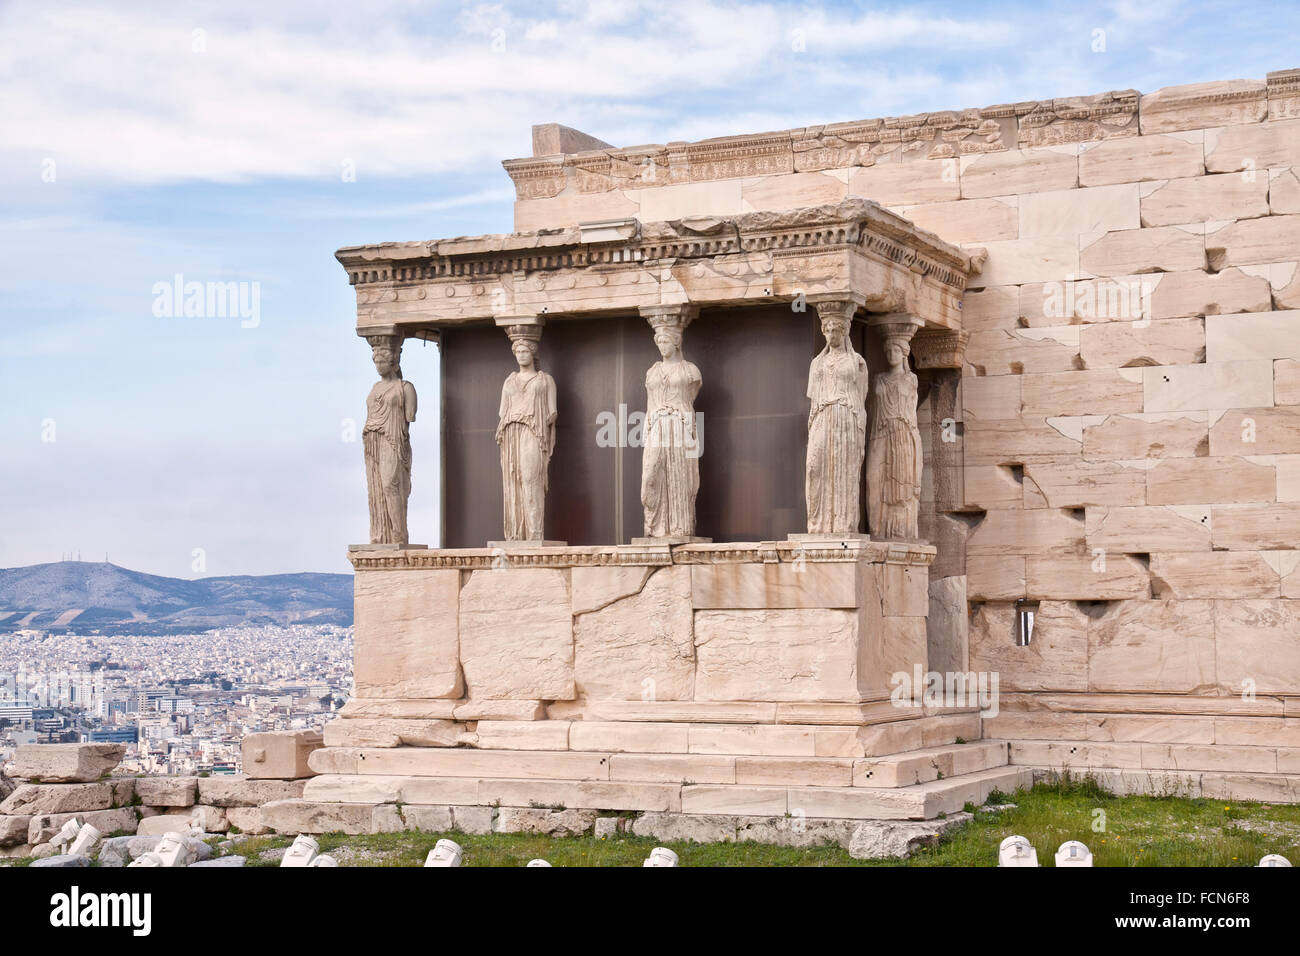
[5,779,1299,867]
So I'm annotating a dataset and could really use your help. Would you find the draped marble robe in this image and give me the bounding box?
[805,345,869,534]
[364,377,415,544]
[641,358,702,538]
[496,369,557,540]
[866,364,923,540]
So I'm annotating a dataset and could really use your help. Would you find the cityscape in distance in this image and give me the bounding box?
[0,561,353,777]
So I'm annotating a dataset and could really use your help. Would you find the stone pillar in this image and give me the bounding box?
[865,313,924,543]
[491,315,564,547]
[910,327,971,675]
[635,304,708,544]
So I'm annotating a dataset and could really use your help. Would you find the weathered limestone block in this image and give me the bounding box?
[0,815,31,847]
[964,376,1021,423]
[959,147,1077,199]
[569,722,689,754]
[960,287,1019,333]
[1021,368,1145,416]
[969,601,1089,692]
[1207,215,1300,270]
[965,328,1080,376]
[341,698,458,719]
[134,813,194,837]
[690,561,860,609]
[608,752,734,784]
[880,564,928,618]
[1088,600,1216,693]
[1215,716,1300,747]
[459,568,574,700]
[259,800,384,836]
[1209,406,1300,456]
[1012,740,1144,769]
[1150,552,1281,599]
[1215,600,1300,696]
[965,555,1026,601]
[323,717,461,749]
[1269,167,1300,215]
[1143,361,1273,413]
[965,509,1087,556]
[1147,457,1275,505]
[1080,225,1205,276]
[470,720,571,750]
[963,464,1023,509]
[1087,715,1216,744]
[1139,79,1267,134]
[1139,174,1270,227]
[631,811,740,844]
[964,416,1083,465]
[242,730,322,780]
[1205,118,1300,173]
[694,608,865,702]
[848,813,973,859]
[984,711,1089,740]
[1211,503,1300,550]
[195,776,306,808]
[354,569,463,699]
[477,779,680,813]
[1079,134,1205,187]
[1082,412,1208,460]
[1207,310,1300,363]
[11,744,125,783]
[734,815,860,849]
[1022,458,1146,508]
[495,807,597,837]
[1086,505,1211,552]
[574,565,693,700]
[570,565,653,614]
[1025,553,1151,600]
[897,197,1018,243]
[1079,317,1205,370]
[1019,276,1158,326]
[970,236,1079,286]
[0,782,113,816]
[28,808,137,845]
[1018,183,1139,238]
[742,171,848,211]
[1149,268,1272,319]
[135,777,197,808]
[453,699,546,721]
[1276,360,1300,404]
[848,159,959,205]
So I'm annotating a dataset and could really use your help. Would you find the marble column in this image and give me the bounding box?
[866,314,925,542]
[635,304,708,543]
[802,297,869,536]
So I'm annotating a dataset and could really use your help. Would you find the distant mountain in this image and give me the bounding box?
[0,562,352,634]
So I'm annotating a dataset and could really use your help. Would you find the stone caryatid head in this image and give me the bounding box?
[643,846,679,867]
[881,326,913,372]
[425,838,464,867]
[367,333,404,379]
[153,831,191,867]
[644,305,694,360]
[505,323,542,369]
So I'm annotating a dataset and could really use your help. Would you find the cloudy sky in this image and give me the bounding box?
[2,0,1296,577]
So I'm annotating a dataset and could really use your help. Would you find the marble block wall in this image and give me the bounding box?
[502,71,1300,745]
[349,543,934,712]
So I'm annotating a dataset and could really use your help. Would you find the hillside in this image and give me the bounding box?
[0,561,352,633]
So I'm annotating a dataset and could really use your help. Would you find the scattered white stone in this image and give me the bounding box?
[998,835,1039,867]
[1259,854,1293,867]
[50,818,81,853]
[281,834,319,867]
[190,856,246,867]
[1055,841,1093,867]
[425,839,463,867]
[129,853,163,867]
[309,854,339,867]
[526,859,552,867]
[67,823,102,859]
[153,832,198,867]
[643,847,678,867]
[30,853,91,868]
[593,817,620,839]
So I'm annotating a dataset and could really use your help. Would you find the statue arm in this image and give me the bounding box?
[495,377,509,443]
[403,381,418,423]
[546,373,558,451]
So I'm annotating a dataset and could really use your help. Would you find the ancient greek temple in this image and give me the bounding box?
[308,72,1300,841]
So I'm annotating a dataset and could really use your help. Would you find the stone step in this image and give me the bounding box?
[853,740,1009,788]
[1009,740,1297,775]
[300,764,1033,822]
[1028,766,1300,803]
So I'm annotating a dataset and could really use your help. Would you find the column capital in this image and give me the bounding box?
[911,328,969,369]
[806,292,866,323]
[640,303,698,331]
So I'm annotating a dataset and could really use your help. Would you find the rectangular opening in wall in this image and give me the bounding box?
[1015,599,1039,646]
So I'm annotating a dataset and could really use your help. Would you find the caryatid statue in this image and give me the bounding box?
[640,305,702,539]
[804,299,869,534]
[867,321,924,541]
[495,321,557,541]
[363,334,417,545]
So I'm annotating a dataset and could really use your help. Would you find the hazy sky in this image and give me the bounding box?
[2,0,1297,577]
